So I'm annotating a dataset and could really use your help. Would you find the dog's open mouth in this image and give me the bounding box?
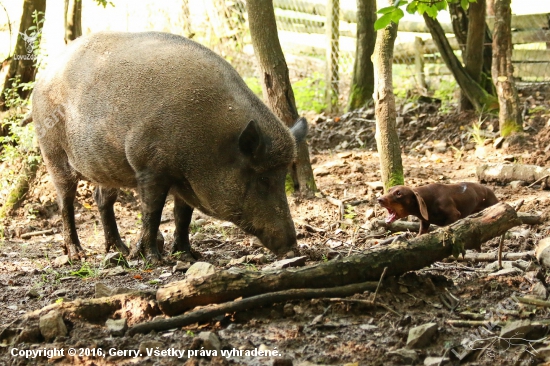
[384,208,398,224]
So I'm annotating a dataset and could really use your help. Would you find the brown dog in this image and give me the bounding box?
[377,183,498,235]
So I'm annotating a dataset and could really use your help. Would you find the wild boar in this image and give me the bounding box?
[31,31,307,263]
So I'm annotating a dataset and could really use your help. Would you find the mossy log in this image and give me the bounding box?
[157,203,521,316]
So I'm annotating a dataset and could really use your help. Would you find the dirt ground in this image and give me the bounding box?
[1,84,550,366]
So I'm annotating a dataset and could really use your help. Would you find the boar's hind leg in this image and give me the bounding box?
[172,197,196,259]
[130,180,169,263]
[93,187,130,255]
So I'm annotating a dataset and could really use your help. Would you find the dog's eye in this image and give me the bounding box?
[395,190,401,196]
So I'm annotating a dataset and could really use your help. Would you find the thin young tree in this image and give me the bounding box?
[246,0,317,194]
[450,0,489,111]
[491,0,522,137]
[373,2,403,191]
[347,0,377,111]
[64,0,82,43]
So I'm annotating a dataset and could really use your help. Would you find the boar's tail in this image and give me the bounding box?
[20,113,33,126]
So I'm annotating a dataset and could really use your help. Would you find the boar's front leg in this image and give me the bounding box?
[47,160,85,260]
[93,187,130,255]
[172,196,197,260]
[130,180,169,263]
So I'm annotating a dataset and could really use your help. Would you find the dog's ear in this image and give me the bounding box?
[413,190,429,221]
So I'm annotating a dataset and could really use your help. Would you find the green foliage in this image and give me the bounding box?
[70,262,100,278]
[470,118,487,146]
[432,79,458,114]
[1,77,41,216]
[374,0,477,30]
[343,205,357,220]
[245,74,327,113]
[292,73,327,113]
[285,173,295,195]
[244,77,263,98]
[94,0,115,8]
[244,263,258,271]
[375,5,404,30]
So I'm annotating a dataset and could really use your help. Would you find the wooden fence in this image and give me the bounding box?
[273,0,550,109]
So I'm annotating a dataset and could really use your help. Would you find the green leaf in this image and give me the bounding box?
[426,5,439,18]
[374,13,393,30]
[377,6,396,14]
[435,0,448,11]
[461,0,470,10]
[417,2,428,15]
[406,1,418,14]
[391,8,405,23]
[397,0,408,5]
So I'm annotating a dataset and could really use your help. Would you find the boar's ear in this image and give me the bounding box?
[290,117,308,143]
[239,120,265,160]
[413,189,429,221]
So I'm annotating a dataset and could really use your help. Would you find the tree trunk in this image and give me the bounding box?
[491,0,522,138]
[246,0,317,194]
[486,0,495,16]
[423,14,496,112]
[156,203,521,315]
[449,3,468,54]
[347,0,376,111]
[0,0,46,110]
[64,0,82,43]
[325,0,339,113]
[461,0,487,111]
[373,15,403,191]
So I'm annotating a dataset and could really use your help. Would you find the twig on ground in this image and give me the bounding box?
[128,281,378,335]
[21,229,54,239]
[527,175,549,188]
[515,297,550,308]
[325,196,344,220]
[372,267,388,303]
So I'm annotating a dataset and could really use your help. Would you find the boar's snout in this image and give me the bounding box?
[256,225,298,257]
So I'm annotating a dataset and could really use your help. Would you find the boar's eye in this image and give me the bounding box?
[258,176,270,187]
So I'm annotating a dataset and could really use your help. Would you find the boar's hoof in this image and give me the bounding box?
[130,240,163,264]
[171,250,198,263]
[105,240,130,256]
[64,243,85,261]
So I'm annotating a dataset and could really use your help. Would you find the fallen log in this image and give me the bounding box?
[157,203,521,316]
[477,163,550,186]
[0,291,158,346]
[375,212,541,233]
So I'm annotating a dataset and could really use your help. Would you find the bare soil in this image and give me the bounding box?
[1,85,550,365]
